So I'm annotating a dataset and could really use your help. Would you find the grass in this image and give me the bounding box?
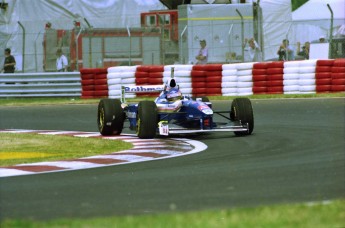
[0,93,344,106]
[0,133,132,166]
[1,199,344,228]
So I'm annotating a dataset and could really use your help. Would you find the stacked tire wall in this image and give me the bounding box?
[80,68,108,99]
[79,58,345,99]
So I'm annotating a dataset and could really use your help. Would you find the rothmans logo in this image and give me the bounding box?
[125,86,164,93]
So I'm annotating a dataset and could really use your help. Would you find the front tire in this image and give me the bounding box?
[230,98,254,136]
[98,99,125,136]
[137,101,158,139]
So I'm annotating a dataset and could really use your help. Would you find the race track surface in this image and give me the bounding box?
[0,98,344,220]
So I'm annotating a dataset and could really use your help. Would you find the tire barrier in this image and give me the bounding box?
[77,58,345,99]
[80,68,108,99]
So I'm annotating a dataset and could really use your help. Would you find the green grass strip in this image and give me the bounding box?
[1,199,344,228]
[0,93,344,106]
[0,133,132,166]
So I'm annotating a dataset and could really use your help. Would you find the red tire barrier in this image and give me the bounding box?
[81,85,94,91]
[192,65,207,71]
[94,90,109,97]
[94,79,108,85]
[316,85,332,92]
[253,87,267,93]
[149,72,163,78]
[253,75,267,81]
[149,65,164,72]
[206,88,222,94]
[80,68,104,74]
[332,79,345,85]
[192,88,207,94]
[267,74,283,81]
[252,69,267,75]
[192,77,206,82]
[331,85,345,92]
[208,82,222,88]
[192,82,206,87]
[316,60,334,66]
[193,64,222,71]
[267,86,283,93]
[81,73,94,80]
[191,71,206,77]
[136,66,151,72]
[136,78,148,84]
[267,61,284,68]
[81,79,94,85]
[315,72,331,79]
[253,81,267,87]
[331,73,345,79]
[207,76,222,82]
[206,71,222,77]
[81,91,95,96]
[315,78,332,85]
[149,78,163,84]
[95,85,108,90]
[135,72,149,78]
[267,68,284,75]
[315,66,332,73]
[253,62,269,69]
[331,67,345,73]
[94,73,107,80]
[267,80,283,87]
[333,59,345,67]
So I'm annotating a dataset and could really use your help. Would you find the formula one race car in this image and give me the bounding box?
[97,70,254,139]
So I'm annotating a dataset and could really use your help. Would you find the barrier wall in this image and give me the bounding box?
[79,58,345,99]
[0,72,81,97]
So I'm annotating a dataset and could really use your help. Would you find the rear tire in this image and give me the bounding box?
[230,98,254,136]
[98,99,125,136]
[137,101,158,139]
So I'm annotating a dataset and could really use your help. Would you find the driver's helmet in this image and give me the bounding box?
[166,87,182,102]
[165,78,177,90]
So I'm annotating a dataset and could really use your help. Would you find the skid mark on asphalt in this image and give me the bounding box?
[0,129,207,177]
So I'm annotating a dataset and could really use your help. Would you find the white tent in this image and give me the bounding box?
[260,0,293,60]
[291,0,345,43]
[0,0,166,72]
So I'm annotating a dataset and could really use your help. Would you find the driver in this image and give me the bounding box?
[156,78,182,103]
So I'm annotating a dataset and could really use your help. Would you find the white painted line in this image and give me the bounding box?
[74,133,102,137]
[0,130,208,177]
[89,154,152,161]
[133,145,192,149]
[39,131,80,135]
[17,161,103,169]
[0,168,34,177]
[174,138,208,154]
[121,149,183,155]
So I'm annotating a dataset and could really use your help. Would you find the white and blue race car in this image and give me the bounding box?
[97,70,254,139]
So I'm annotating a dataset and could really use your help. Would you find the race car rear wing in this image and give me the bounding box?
[120,85,164,103]
[120,67,175,103]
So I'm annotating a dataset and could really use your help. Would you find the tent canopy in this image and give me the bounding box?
[292,0,345,22]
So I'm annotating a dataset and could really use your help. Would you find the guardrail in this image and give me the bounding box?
[0,72,81,97]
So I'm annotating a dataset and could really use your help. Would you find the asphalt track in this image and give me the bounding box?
[0,98,344,220]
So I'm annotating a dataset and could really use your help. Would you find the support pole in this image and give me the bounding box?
[17,21,25,72]
[236,9,244,62]
[180,25,187,64]
[327,4,334,59]
[127,26,131,66]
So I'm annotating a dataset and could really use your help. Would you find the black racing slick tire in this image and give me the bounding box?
[230,98,254,136]
[137,100,158,139]
[98,99,125,136]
